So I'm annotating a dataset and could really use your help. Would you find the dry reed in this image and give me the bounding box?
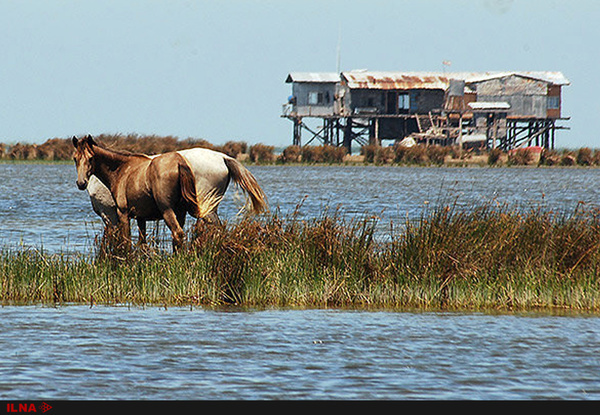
[2,202,600,311]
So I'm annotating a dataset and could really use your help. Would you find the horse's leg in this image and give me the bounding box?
[176,209,186,228]
[117,211,132,252]
[137,219,147,247]
[162,208,187,252]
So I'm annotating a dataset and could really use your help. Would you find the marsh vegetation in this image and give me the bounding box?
[3,133,600,167]
[2,202,600,311]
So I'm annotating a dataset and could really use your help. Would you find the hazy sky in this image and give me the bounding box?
[0,0,597,148]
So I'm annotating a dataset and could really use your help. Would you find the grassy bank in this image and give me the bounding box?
[3,133,600,167]
[2,204,600,311]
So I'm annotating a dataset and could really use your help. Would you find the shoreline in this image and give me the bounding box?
[3,156,600,169]
[2,134,600,167]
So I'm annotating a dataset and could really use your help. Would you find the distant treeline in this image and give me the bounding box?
[1,133,599,167]
[0,134,249,161]
[362,144,600,167]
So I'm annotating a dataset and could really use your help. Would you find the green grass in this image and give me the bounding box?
[2,203,600,311]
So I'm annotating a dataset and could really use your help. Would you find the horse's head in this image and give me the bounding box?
[72,135,97,190]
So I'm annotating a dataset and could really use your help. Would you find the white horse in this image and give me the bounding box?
[84,145,267,236]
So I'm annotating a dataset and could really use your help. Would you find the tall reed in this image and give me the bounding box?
[386,202,600,310]
[2,203,600,311]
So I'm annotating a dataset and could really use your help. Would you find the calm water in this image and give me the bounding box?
[1,163,600,400]
[0,306,599,400]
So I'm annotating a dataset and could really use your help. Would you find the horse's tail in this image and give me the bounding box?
[224,157,268,214]
[179,159,223,219]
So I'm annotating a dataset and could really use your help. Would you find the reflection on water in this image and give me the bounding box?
[2,163,600,253]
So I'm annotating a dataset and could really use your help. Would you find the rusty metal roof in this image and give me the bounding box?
[340,70,570,90]
[284,71,570,89]
[341,71,451,90]
[461,71,570,86]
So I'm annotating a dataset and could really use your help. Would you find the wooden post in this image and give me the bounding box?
[458,113,463,153]
[293,117,302,146]
[343,118,353,154]
[324,118,330,145]
[370,118,380,146]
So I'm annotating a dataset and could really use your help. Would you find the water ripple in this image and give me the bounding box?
[0,306,598,399]
[3,164,600,253]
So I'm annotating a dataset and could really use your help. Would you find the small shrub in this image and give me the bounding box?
[37,138,74,160]
[279,145,302,163]
[8,143,38,160]
[300,146,323,163]
[592,150,600,166]
[426,145,450,165]
[373,146,395,164]
[300,145,345,163]
[321,145,347,163]
[403,145,429,165]
[361,145,378,163]
[560,152,576,166]
[362,144,410,165]
[392,144,409,163]
[217,141,247,158]
[539,149,560,166]
[508,149,533,165]
[487,148,503,165]
[249,143,275,163]
[577,147,593,166]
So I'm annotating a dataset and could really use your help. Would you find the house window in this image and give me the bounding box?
[308,92,323,105]
[547,96,560,109]
[398,93,410,110]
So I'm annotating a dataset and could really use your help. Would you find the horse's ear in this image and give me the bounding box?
[86,134,97,146]
[72,136,78,147]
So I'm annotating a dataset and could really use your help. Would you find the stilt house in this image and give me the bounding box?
[282,70,569,151]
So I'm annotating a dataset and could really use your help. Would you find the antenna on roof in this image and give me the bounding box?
[336,23,342,73]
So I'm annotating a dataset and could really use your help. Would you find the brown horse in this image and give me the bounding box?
[72,135,224,251]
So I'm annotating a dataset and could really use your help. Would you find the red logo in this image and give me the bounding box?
[6,402,52,413]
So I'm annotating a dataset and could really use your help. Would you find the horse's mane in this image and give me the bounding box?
[94,141,152,159]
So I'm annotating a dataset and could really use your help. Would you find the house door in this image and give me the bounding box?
[386,91,397,114]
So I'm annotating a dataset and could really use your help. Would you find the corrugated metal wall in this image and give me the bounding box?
[473,75,550,118]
